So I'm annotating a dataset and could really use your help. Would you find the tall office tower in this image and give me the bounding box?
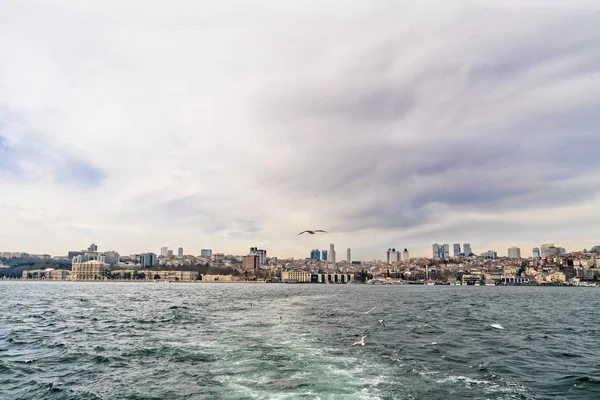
[402,248,409,261]
[397,250,401,262]
[533,247,540,258]
[443,244,450,259]
[88,243,98,252]
[347,248,351,263]
[329,243,336,264]
[508,247,521,259]
[160,247,169,257]
[432,244,441,259]
[387,248,391,264]
[310,249,321,260]
[200,249,212,257]
[321,250,328,261]
[167,249,174,257]
[177,247,184,257]
[453,244,461,257]
[463,243,472,256]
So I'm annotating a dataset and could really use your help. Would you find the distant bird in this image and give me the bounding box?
[378,320,386,328]
[298,230,327,235]
[352,335,367,346]
[363,306,376,314]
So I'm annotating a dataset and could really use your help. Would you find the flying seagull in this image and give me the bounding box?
[352,335,367,346]
[298,230,327,235]
[378,320,386,328]
[364,306,376,314]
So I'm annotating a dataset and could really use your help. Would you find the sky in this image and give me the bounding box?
[1,0,599,260]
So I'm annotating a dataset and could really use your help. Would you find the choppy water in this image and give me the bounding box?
[1,283,599,400]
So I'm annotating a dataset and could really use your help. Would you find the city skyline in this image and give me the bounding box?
[1,1,599,259]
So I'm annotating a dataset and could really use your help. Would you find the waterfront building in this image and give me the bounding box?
[281,270,311,283]
[200,249,212,257]
[177,247,184,257]
[508,247,521,259]
[347,248,351,263]
[311,273,355,283]
[202,274,233,282]
[71,260,110,281]
[533,247,540,258]
[453,244,461,257]
[321,250,328,261]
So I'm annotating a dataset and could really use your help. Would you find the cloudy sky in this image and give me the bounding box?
[1,1,599,259]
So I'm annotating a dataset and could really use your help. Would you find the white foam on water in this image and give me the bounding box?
[490,324,505,330]
[436,375,490,386]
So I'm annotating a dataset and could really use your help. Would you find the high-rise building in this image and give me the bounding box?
[167,249,173,257]
[397,250,401,262]
[160,247,169,257]
[508,247,521,259]
[87,243,98,252]
[443,244,450,259]
[402,248,409,261]
[200,249,212,257]
[388,248,397,264]
[329,243,336,264]
[533,247,540,258]
[321,250,328,261]
[347,248,351,263]
[140,253,157,267]
[101,251,120,266]
[387,249,391,264]
[242,255,260,271]
[453,244,461,257]
[177,247,184,257]
[432,244,441,259]
[463,243,472,256]
[310,249,321,260]
[257,249,267,265]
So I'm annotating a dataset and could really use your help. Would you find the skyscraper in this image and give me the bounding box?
[453,244,461,257]
[387,248,391,264]
[432,244,441,259]
[310,249,321,260]
[177,247,184,257]
[533,247,540,258]
[463,243,472,256]
[508,247,521,259]
[256,249,267,265]
[167,249,173,257]
[160,247,169,257]
[321,250,328,261]
[402,248,409,261]
[397,250,401,262]
[88,243,98,252]
[347,248,351,263]
[443,244,450,259]
[329,243,336,264]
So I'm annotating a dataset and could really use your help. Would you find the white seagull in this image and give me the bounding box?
[378,320,386,328]
[364,306,376,314]
[352,335,367,346]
